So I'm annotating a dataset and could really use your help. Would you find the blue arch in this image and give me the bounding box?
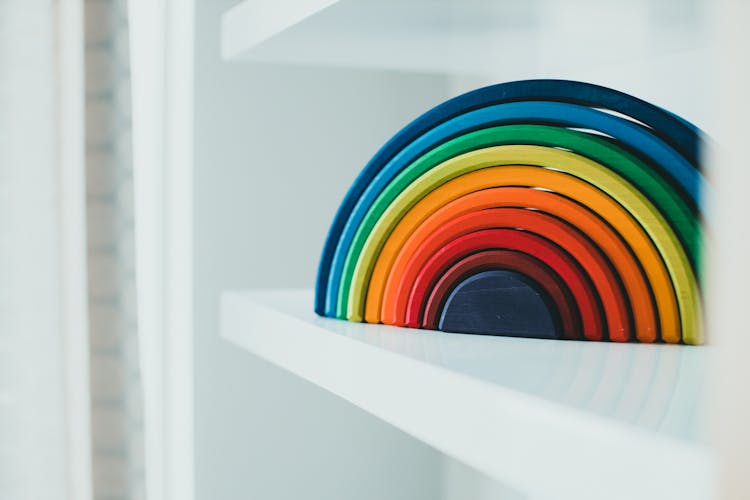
[315,79,703,316]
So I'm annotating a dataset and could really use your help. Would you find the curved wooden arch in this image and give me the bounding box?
[403,228,606,341]
[422,250,581,340]
[367,187,658,342]
[326,125,700,318]
[340,147,700,344]
[397,208,630,341]
[322,110,705,317]
[315,80,704,316]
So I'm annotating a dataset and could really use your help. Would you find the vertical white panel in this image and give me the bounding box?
[129,1,195,499]
[128,2,167,499]
[163,0,195,499]
[0,1,69,500]
[56,1,93,499]
[713,1,750,499]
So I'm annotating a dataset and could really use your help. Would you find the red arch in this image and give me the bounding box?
[400,228,606,341]
[423,250,581,339]
[376,187,657,342]
[397,208,631,341]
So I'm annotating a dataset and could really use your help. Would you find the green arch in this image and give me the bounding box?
[338,145,702,345]
[340,125,701,298]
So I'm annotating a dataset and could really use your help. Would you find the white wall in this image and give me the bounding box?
[193,1,453,499]
[0,3,69,499]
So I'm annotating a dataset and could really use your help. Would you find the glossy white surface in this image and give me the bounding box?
[221,289,715,500]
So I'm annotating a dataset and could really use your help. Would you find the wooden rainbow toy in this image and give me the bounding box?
[315,79,705,344]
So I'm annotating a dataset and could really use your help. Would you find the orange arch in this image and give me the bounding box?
[368,187,659,342]
[369,168,677,343]
[397,208,631,341]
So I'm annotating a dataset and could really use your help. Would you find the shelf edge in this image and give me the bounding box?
[221,289,715,500]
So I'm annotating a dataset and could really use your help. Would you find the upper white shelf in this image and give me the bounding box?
[222,0,712,78]
[221,289,715,500]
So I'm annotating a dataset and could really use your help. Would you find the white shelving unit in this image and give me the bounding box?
[221,0,715,128]
[223,0,710,79]
[215,1,746,498]
[221,290,715,500]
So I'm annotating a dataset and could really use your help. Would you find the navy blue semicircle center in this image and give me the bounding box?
[438,270,563,339]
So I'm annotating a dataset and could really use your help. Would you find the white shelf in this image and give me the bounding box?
[221,289,715,500]
[222,0,711,78]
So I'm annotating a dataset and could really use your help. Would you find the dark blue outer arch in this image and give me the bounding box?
[314,79,703,316]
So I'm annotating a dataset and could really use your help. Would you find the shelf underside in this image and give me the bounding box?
[223,0,712,78]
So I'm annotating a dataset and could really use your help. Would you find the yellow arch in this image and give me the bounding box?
[346,145,702,344]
